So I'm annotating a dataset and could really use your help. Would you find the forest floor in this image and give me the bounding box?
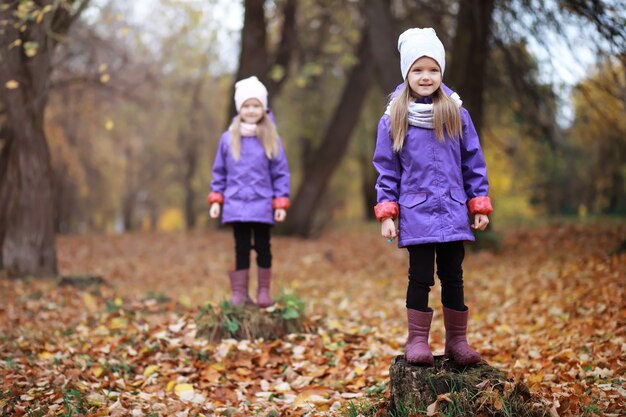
[1,221,624,416]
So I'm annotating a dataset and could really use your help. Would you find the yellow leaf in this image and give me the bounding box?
[293,388,333,406]
[100,73,110,83]
[38,351,54,360]
[210,362,226,372]
[82,293,97,313]
[98,63,108,73]
[114,297,123,306]
[92,366,104,378]
[5,80,19,89]
[105,120,114,131]
[109,317,127,330]
[166,380,176,392]
[143,365,159,378]
[236,367,251,376]
[9,39,21,49]
[528,371,544,383]
[178,295,191,307]
[175,383,194,401]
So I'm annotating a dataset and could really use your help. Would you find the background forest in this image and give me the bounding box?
[2,0,624,251]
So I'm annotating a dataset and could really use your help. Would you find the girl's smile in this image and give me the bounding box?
[407,56,442,98]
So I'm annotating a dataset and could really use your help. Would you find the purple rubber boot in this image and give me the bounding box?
[443,306,482,365]
[405,308,434,366]
[228,269,254,307]
[257,267,273,308]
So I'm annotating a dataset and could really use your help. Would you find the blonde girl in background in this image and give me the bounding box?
[209,76,290,308]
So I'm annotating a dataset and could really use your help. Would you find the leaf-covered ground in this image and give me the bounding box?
[1,222,624,416]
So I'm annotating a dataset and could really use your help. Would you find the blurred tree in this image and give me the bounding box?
[447,0,495,136]
[568,60,626,214]
[226,0,297,124]
[0,0,90,276]
[288,30,374,235]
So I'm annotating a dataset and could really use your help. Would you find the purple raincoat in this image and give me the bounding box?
[373,83,490,247]
[210,118,290,225]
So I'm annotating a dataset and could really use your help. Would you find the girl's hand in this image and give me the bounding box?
[274,209,287,222]
[381,218,398,240]
[209,203,221,218]
[471,214,489,231]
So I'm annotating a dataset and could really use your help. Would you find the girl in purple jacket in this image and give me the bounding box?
[373,28,493,366]
[208,76,290,308]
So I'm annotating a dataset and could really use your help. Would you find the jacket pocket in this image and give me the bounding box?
[449,188,468,205]
[399,192,427,208]
[225,187,239,198]
[254,184,274,198]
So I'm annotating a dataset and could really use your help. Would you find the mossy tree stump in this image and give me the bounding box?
[389,355,546,417]
[195,295,316,342]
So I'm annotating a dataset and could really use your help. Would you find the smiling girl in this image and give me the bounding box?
[208,76,290,308]
[373,28,493,366]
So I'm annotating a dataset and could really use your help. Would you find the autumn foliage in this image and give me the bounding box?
[0,222,624,416]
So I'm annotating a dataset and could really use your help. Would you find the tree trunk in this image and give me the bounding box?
[0,1,89,276]
[226,0,269,124]
[226,0,298,125]
[182,146,198,229]
[180,76,206,230]
[265,0,297,98]
[358,149,378,221]
[287,32,374,236]
[366,0,401,95]
[121,144,137,232]
[388,355,543,416]
[363,0,400,220]
[447,0,495,136]
[0,7,58,276]
[0,130,12,270]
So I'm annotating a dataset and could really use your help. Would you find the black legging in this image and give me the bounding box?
[406,241,466,312]
[232,222,272,270]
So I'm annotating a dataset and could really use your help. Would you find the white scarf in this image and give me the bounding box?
[384,92,463,129]
[240,122,257,137]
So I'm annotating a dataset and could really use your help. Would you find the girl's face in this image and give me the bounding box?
[239,99,264,123]
[407,56,442,98]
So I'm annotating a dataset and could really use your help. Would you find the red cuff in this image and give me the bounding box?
[468,196,493,215]
[272,197,290,210]
[208,192,224,205]
[374,202,399,222]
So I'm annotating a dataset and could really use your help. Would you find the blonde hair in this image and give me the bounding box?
[389,81,463,152]
[229,113,280,160]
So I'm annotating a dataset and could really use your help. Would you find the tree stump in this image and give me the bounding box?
[58,274,110,289]
[389,355,545,416]
[195,295,317,342]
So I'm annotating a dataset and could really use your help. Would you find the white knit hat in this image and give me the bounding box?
[398,28,446,79]
[234,76,268,111]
